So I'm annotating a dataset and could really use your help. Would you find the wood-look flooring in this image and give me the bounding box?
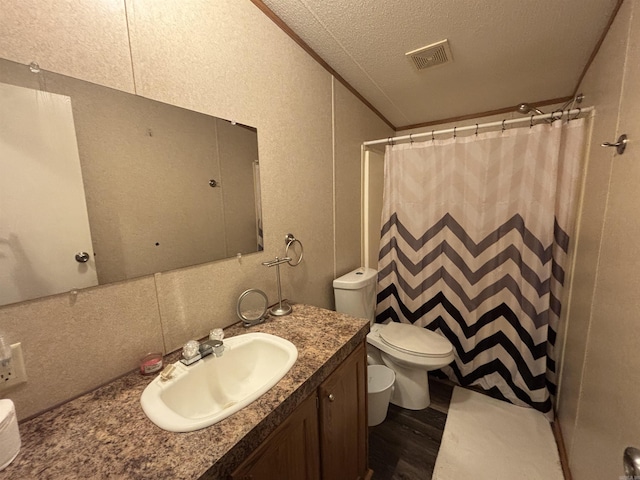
[368,376,454,480]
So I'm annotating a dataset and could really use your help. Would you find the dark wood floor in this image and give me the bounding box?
[368,377,454,480]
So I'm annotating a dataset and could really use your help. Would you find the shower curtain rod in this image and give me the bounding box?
[363,106,594,147]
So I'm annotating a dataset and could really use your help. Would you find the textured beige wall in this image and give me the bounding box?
[558,1,640,478]
[334,81,393,279]
[0,0,388,419]
[0,278,164,417]
[0,0,134,93]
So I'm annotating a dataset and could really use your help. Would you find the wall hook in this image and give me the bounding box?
[601,134,628,155]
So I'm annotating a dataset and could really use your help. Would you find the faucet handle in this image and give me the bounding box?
[209,328,224,341]
[182,340,200,359]
[180,340,202,366]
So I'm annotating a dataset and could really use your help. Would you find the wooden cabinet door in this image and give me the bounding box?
[231,393,320,480]
[318,342,368,480]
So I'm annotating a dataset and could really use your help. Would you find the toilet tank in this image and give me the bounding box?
[333,267,378,324]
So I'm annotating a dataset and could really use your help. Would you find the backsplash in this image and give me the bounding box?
[0,259,276,420]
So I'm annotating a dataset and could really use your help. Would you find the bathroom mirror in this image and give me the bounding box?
[237,289,269,326]
[0,58,263,307]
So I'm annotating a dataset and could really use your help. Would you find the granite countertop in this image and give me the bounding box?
[0,304,369,480]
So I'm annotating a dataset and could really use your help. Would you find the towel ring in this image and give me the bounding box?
[284,233,304,266]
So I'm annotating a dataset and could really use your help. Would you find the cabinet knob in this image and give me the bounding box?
[328,393,335,402]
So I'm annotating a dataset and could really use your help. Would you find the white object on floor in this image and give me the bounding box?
[367,365,395,426]
[432,387,563,480]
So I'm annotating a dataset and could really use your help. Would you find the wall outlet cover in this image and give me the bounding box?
[0,343,27,392]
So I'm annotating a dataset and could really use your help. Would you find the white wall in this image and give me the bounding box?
[362,148,385,269]
[558,1,640,478]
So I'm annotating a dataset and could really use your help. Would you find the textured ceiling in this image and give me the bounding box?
[260,0,620,128]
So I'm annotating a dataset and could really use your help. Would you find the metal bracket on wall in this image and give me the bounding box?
[601,134,628,155]
[624,447,640,476]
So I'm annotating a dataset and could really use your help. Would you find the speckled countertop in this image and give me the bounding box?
[0,304,369,480]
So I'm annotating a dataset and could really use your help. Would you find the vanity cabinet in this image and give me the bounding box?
[318,341,368,480]
[230,342,369,480]
[230,392,320,480]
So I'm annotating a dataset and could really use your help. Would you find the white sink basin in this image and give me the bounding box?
[140,332,298,432]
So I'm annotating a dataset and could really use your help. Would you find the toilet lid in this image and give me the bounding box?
[380,322,452,358]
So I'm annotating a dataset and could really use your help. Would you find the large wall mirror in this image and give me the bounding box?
[0,58,263,307]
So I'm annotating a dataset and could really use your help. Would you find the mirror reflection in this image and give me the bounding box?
[0,58,263,307]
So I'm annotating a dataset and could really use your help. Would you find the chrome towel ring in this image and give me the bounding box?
[284,233,304,266]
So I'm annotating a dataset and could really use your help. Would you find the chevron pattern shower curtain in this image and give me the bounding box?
[376,119,586,416]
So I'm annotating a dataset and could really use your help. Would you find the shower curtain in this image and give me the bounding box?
[376,119,586,416]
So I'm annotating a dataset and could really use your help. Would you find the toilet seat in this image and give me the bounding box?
[379,322,453,359]
[367,323,455,409]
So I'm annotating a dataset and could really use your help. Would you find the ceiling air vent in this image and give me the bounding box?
[406,39,453,71]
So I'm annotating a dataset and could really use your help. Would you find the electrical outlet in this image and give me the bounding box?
[0,343,27,392]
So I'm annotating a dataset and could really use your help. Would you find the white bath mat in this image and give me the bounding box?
[432,387,563,480]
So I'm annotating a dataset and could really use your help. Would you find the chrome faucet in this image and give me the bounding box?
[180,336,225,367]
[202,339,225,357]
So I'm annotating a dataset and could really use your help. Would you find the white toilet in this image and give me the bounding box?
[333,267,455,410]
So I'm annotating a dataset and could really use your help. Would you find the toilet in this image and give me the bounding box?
[333,267,455,410]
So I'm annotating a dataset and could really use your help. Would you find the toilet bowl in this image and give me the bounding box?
[367,322,454,410]
[333,267,455,411]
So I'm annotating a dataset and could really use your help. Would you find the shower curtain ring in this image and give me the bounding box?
[388,136,394,146]
[453,126,457,139]
[409,133,413,145]
[432,130,435,142]
[571,108,581,121]
[530,115,535,128]
[475,124,479,136]
[501,119,506,133]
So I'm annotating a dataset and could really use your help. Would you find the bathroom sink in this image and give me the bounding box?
[140,332,298,432]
